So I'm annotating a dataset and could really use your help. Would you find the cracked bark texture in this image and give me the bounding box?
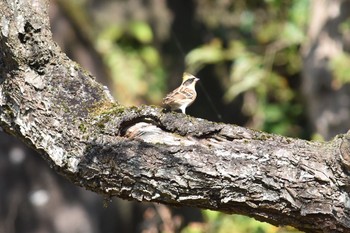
[1,1,350,233]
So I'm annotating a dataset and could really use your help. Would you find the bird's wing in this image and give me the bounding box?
[162,86,195,106]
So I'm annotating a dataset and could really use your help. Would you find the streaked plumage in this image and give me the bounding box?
[162,73,199,114]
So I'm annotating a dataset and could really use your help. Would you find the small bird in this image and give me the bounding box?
[162,72,200,114]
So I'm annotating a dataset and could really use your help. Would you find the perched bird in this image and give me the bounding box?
[162,72,200,114]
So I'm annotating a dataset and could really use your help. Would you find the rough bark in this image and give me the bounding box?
[1,1,350,233]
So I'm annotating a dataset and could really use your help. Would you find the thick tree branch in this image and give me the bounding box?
[1,1,350,232]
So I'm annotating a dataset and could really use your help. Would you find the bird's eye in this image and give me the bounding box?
[183,79,194,86]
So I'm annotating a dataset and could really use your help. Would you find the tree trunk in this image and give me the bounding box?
[302,0,350,140]
[1,1,350,232]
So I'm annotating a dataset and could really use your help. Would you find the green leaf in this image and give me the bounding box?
[96,25,123,52]
[280,22,304,45]
[128,21,153,43]
[224,52,266,101]
[329,52,350,86]
[140,46,160,67]
[185,39,225,73]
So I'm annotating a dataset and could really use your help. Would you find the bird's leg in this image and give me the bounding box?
[180,106,186,114]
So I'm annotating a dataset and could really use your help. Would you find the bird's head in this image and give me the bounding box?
[181,72,200,87]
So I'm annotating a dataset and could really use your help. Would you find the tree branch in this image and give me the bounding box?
[1,1,350,232]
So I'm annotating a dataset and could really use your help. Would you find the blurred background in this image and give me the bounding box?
[2,0,350,232]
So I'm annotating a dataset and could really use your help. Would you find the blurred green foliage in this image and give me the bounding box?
[181,210,303,233]
[96,20,166,106]
[186,0,309,137]
[339,17,350,68]
[330,52,350,88]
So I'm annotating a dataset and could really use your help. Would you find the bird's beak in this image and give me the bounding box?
[195,77,200,82]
